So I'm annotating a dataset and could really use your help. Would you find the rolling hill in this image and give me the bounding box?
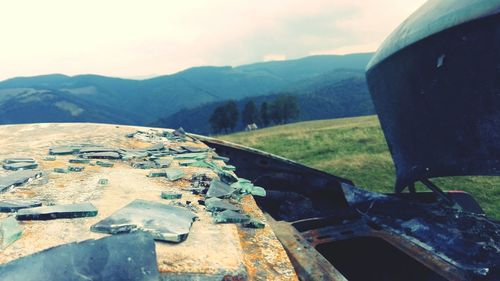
[152,69,375,134]
[0,53,373,125]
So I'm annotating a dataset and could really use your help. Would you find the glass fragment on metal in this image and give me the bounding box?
[68,166,85,172]
[98,179,109,186]
[16,203,98,220]
[0,232,160,281]
[91,199,197,243]
[242,218,265,229]
[0,216,22,249]
[0,199,42,212]
[69,159,90,164]
[213,210,250,224]
[161,192,182,200]
[205,197,239,212]
[206,179,234,198]
[96,161,114,168]
[165,168,185,181]
[0,170,42,192]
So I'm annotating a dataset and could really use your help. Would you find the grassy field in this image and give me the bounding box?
[221,115,500,219]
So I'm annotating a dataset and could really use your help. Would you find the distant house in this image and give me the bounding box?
[245,123,258,131]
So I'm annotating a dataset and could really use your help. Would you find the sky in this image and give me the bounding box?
[0,0,426,80]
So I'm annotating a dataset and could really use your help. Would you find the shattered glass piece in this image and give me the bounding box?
[96,161,114,168]
[53,167,68,173]
[205,197,239,212]
[231,178,267,197]
[49,146,80,155]
[91,199,197,243]
[217,169,239,184]
[43,156,56,161]
[181,146,209,153]
[68,166,85,172]
[3,158,36,164]
[81,152,121,159]
[147,170,167,177]
[174,127,186,136]
[174,152,207,160]
[98,179,109,185]
[250,186,267,197]
[154,158,172,168]
[178,160,198,166]
[131,161,156,169]
[222,165,236,171]
[0,216,22,249]
[165,168,185,181]
[206,179,234,198]
[161,192,182,200]
[212,155,230,162]
[0,199,42,212]
[69,159,90,164]
[0,232,160,281]
[125,132,136,138]
[145,143,164,151]
[0,170,42,192]
[79,147,117,154]
[169,147,188,154]
[3,162,38,171]
[16,203,98,220]
[242,218,265,229]
[213,210,250,224]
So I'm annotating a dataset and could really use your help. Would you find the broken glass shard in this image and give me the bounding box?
[53,167,68,173]
[165,168,185,181]
[145,143,164,151]
[231,178,267,197]
[0,170,42,192]
[0,232,160,281]
[69,159,90,164]
[213,210,250,224]
[147,170,167,177]
[49,146,79,155]
[68,166,85,172]
[242,218,265,229]
[98,179,109,185]
[131,161,156,169]
[0,216,22,249]
[181,146,208,153]
[96,161,114,168]
[169,147,188,154]
[0,199,42,212]
[174,127,186,136]
[3,162,38,171]
[3,158,36,164]
[43,156,56,161]
[91,199,197,243]
[16,203,98,220]
[79,147,117,154]
[206,179,234,198]
[161,192,182,200]
[205,197,239,212]
[81,152,121,159]
[222,165,236,171]
[212,155,230,162]
[154,158,172,168]
[174,152,207,160]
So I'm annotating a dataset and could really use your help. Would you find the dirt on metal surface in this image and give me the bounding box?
[0,123,297,280]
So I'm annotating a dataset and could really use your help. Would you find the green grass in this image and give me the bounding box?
[221,115,500,219]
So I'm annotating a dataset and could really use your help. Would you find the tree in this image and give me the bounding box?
[208,100,239,134]
[225,100,239,132]
[242,100,259,125]
[270,94,299,124]
[260,102,270,127]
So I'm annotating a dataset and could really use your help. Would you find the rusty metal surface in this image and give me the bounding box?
[0,123,297,281]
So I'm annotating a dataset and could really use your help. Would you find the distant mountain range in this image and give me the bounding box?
[0,53,374,131]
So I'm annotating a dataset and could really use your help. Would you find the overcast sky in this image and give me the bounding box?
[0,0,426,80]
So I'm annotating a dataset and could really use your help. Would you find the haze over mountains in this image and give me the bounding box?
[0,53,374,133]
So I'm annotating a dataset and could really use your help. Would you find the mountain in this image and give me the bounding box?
[152,69,375,135]
[0,53,373,125]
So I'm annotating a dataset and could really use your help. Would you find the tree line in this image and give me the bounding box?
[209,94,299,134]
